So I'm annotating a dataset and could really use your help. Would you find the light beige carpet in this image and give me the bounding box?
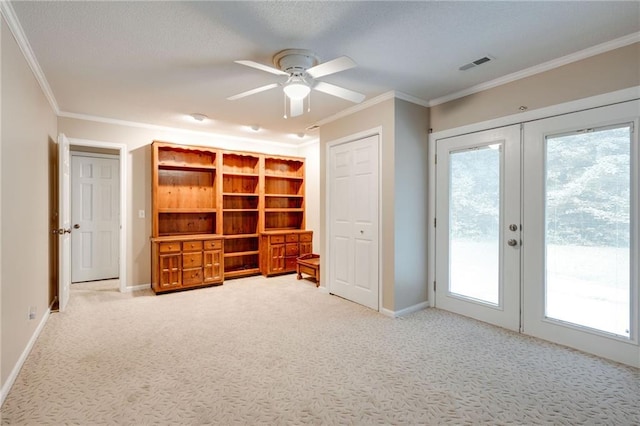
[2,275,639,425]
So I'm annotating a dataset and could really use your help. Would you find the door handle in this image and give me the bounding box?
[507,239,519,247]
[73,224,80,229]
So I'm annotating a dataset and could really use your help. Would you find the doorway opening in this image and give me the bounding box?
[66,138,128,293]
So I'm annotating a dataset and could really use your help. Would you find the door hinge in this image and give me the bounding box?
[434,218,436,227]
[433,280,436,292]
[434,154,437,164]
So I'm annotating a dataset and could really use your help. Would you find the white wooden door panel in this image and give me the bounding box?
[328,134,379,310]
[435,125,521,331]
[72,154,120,282]
[58,134,71,312]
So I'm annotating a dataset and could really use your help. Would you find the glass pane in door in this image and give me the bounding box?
[545,125,631,337]
[449,145,501,305]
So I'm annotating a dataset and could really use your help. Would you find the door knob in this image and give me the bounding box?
[73,224,80,229]
[507,239,518,247]
[509,224,518,232]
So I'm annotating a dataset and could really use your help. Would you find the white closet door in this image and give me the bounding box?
[328,134,379,310]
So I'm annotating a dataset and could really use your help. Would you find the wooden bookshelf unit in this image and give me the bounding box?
[222,152,261,278]
[150,142,311,290]
[151,142,224,293]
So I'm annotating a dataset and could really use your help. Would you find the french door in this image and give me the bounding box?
[435,125,521,331]
[522,101,639,366]
[435,100,639,367]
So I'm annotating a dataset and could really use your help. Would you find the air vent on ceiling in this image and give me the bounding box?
[459,55,494,71]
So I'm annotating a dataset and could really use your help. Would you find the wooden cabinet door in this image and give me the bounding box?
[300,242,312,256]
[159,254,181,289]
[203,249,222,283]
[269,244,285,274]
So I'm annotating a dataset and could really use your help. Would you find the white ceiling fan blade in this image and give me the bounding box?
[306,56,356,79]
[290,97,304,117]
[314,81,365,103]
[227,83,279,100]
[235,60,289,76]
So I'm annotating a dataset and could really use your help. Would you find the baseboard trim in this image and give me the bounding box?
[124,283,150,292]
[381,301,429,318]
[1,308,51,406]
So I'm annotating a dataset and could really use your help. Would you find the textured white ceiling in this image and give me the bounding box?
[8,1,640,143]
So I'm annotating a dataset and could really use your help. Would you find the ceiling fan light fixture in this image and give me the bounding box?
[283,81,310,100]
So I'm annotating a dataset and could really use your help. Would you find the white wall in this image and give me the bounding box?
[393,99,429,310]
[1,16,58,390]
[298,140,320,253]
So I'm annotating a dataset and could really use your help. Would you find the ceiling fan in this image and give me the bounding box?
[227,49,366,118]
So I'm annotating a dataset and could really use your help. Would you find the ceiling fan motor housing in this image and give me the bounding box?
[273,49,319,76]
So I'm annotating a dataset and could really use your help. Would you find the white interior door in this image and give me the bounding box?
[71,153,120,282]
[58,134,71,311]
[435,125,521,331]
[522,101,639,367]
[328,134,379,310]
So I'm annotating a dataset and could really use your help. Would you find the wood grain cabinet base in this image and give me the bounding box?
[260,231,312,276]
[152,235,223,293]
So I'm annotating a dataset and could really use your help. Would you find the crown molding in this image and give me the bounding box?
[429,32,640,107]
[0,0,59,113]
[394,91,430,107]
[315,90,428,128]
[58,111,307,148]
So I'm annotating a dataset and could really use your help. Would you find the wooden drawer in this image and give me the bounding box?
[183,240,203,251]
[159,242,180,253]
[300,232,312,242]
[285,258,297,271]
[285,243,299,257]
[204,239,222,250]
[270,235,285,244]
[183,252,202,268]
[182,268,202,286]
[286,234,299,242]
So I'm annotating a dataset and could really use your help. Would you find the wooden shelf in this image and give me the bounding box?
[223,250,259,257]
[265,208,304,213]
[264,174,304,180]
[224,234,259,239]
[222,172,260,178]
[224,268,261,278]
[265,194,303,197]
[224,193,259,197]
[159,164,216,171]
[158,208,217,213]
[223,209,259,212]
